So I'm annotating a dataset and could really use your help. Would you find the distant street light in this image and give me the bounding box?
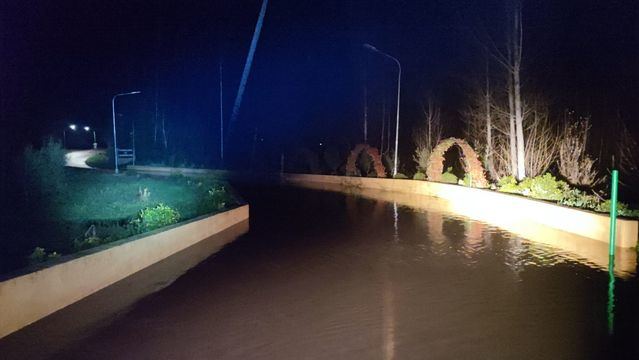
[84,126,97,149]
[363,43,401,177]
[63,124,78,148]
[112,91,141,174]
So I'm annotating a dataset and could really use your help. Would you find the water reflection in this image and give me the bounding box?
[330,184,636,278]
[608,257,616,335]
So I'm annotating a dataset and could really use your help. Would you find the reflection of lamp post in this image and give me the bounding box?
[363,43,401,177]
[112,91,141,174]
[83,126,97,149]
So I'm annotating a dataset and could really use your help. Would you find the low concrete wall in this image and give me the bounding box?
[282,173,638,249]
[0,205,249,339]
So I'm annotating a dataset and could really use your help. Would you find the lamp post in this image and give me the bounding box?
[63,124,78,148]
[84,126,97,149]
[112,91,141,174]
[363,43,401,177]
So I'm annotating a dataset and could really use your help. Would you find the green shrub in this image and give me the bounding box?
[201,184,231,212]
[85,151,112,169]
[559,188,600,209]
[393,173,408,179]
[28,247,47,264]
[526,174,567,201]
[596,200,639,218]
[28,247,60,265]
[497,173,567,201]
[23,137,66,198]
[73,236,104,251]
[441,167,458,184]
[413,172,426,180]
[498,175,521,193]
[131,203,181,232]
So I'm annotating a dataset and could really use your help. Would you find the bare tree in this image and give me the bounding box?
[523,101,557,177]
[413,98,442,172]
[557,117,599,186]
[474,0,525,179]
[463,62,499,180]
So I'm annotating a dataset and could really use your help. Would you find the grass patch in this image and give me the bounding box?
[28,168,241,260]
[85,151,112,169]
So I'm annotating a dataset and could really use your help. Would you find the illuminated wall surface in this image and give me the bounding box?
[282,174,637,276]
[0,205,249,339]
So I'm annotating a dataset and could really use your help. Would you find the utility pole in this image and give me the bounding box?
[228,0,269,141]
[219,59,224,161]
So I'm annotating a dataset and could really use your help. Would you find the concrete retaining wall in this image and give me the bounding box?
[0,205,249,339]
[282,173,638,248]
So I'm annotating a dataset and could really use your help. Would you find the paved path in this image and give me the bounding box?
[64,149,102,169]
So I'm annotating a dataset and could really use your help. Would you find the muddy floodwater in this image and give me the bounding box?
[1,185,638,359]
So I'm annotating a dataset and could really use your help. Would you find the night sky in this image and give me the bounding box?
[1,0,637,170]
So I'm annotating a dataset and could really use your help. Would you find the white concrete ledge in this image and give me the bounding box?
[0,205,249,339]
[281,174,638,249]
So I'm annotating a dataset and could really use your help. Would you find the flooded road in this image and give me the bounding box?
[3,185,639,359]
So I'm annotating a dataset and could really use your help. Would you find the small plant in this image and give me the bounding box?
[413,172,426,180]
[74,236,103,251]
[440,167,458,184]
[137,186,151,202]
[596,200,639,218]
[559,188,600,209]
[28,247,47,264]
[28,247,61,265]
[527,174,568,201]
[497,175,519,193]
[393,173,408,179]
[131,203,181,232]
[206,184,229,211]
[497,173,567,201]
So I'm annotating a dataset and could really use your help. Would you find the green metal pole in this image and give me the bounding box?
[608,170,619,258]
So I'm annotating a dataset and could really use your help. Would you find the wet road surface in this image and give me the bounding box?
[2,185,638,359]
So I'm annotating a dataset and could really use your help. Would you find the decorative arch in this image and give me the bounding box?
[426,137,488,187]
[345,144,387,178]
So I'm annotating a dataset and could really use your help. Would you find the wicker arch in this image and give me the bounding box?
[426,137,488,187]
[345,144,387,178]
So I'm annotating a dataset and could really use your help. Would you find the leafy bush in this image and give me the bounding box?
[200,184,231,213]
[441,167,458,184]
[497,176,521,194]
[73,236,104,251]
[596,200,639,218]
[497,173,567,201]
[28,247,60,265]
[413,172,426,180]
[23,137,66,199]
[559,188,600,209]
[85,151,112,169]
[130,204,181,232]
[526,174,568,201]
[393,173,408,179]
[28,247,47,264]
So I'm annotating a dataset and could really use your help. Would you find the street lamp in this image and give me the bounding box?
[363,43,401,177]
[112,91,141,174]
[63,124,78,148]
[84,126,97,149]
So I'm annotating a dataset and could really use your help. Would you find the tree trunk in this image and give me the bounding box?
[514,65,525,180]
[507,71,518,177]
